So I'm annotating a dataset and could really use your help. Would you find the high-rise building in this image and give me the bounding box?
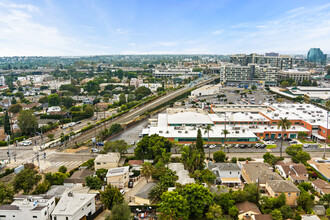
[307,48,327,65]
[265,52,279,57]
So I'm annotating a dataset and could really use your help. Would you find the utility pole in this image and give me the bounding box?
[323,110,328,159]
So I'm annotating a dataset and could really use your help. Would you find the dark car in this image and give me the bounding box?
[285,138,292,141]
[247,144,253,148]
[76,121,81,124]
[260,144,267,148]
[240,144,246,148]
[91,117,97,121]
[96,142,104,146]
[255,143,261,148]
[264,138,270,141]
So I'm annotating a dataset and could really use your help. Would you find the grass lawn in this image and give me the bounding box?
[266,144,277,149]
[299,139,316,144]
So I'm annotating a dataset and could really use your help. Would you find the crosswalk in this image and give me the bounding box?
[51,161,82,167]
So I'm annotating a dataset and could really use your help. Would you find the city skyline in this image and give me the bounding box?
[1,0,330,56]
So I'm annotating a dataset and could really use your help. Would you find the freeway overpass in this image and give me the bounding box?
[65,76,219,146]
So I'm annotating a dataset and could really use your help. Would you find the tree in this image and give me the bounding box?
[103,140,128,154]
[109,123,123,135]
[0,182,14,204]
[61,96,74,109]
[302,80,311,86]
[278,117,291,157]
[47,134,54,140]
[85,176,103,189]
[196,128,204,155]
[100,184,124,210]
[84,105,94,118]
[181,145,204,172]
[222,129,229,145]
[279,205,294,219]
[141,162,154,183]
[58,165,67,174]
[298,131,308,139]
[271,209,283,220]
[178,183,213,218]
[117,69,124,80]
[244,183,259,204]
[18,110,38,135]
[231,190,247,203]
[204,125,213,158]
[47,93,60,106]
[199,169,216,186]
[213,150,226,163]
[263,152,280,167]
[216,193,235,214]
[3,111,11,135]
[96,168,108,180]
[118,92,126,106]
[8,104,22,114]
[206,204,223,220]
[297,191,314,212]
[13,168,41,194]
[45,172,67,185]
[251,85,257,90]
[228,205,239,219]
[148,183,168,201]
[33,180,50,195]
[134,134,172,161]
[294,151,311,163]
[159,191,189,220]
[109,202,132,220]
[14,91,24,99]
[38,96,48,104]
[281,81,290,88]
[85,80,100,93]
[135,86,151,98]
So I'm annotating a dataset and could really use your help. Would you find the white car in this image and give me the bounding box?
[209,145,216,149]
[131,141,135,145]
[120,189,126,195]
[91,148,99,153]
[20,140,32,146]
[69,122,76,127]
[303,144,309,148]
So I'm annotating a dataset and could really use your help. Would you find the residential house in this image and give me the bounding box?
[83,98,94,105]
[128,160,143,171]
[241,162,282,188]
[266,180,300,206]
[235,201,261,220]
[209,162,241,187]
[106,166,129,188]
[0,195,56,220]
[312,205,326,216]
[309,161,330,181]
[47,106,62,114]
[63,168,94,186]
[311,179,330,195]
[51,191,96,220]
[134,182,157,205]
[168,163,195,185]
[301,215,321,220]
[275,162,308,183]
[94,153,121,170]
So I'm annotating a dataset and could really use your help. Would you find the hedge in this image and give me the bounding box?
[40,114,63,119]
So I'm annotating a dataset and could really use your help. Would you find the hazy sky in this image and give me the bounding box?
[1,0,330,56]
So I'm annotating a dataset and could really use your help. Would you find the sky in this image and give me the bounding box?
[0,0,330,56]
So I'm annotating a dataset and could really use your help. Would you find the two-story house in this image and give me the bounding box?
[209,162,241,187]
[266,180,300,206]
[275,162,308,183]
[94,153,121,170]
[106,166,129,188]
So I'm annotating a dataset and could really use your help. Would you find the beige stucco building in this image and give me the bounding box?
[266,180,300,206]
[106,166,129,188]
[94,153,120,170]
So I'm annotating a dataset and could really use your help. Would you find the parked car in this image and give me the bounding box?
[20,140,32,146]
[91,117,97,121]
[235,144,239,148]
[285,138,292,141]
[91,148,99,153]
[260,144,267,148]
[96,142,104,146]
[131,141,135,145]
[303,144,309,148]
[120,189,126,195]
[239,144,246,148]
[209,145,216,149]
[76,121,81,124]
[204,144,209,148]
[263,138,270,141]
[138,133,143,137]
[289,140,298,144]
[255,143,261,148]
[68,122,76,127]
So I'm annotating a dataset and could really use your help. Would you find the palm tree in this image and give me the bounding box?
[204,124,213,159]
[222,129,230,152]
[277,117,292,158]
[141,162,154,183]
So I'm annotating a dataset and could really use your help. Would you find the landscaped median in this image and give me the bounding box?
[265,144,277,149]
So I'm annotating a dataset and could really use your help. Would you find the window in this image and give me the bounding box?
[288,193,291,197]
[51,201,54,205]
[296,193,299,196]
[229,172,232,174]
[66,217,68,220]
[0,216,6,218]
[96,162,101,165]
[275,193,278,196]
[87,203,91,207]
[33,216,37,219]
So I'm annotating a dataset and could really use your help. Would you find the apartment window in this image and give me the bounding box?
[33,216,37,218]
[87,202,91,207]
[288,193,291,197]
[66,217,69,220]
[229,172,232,174]
[51,201,54,205]
[275,193,278,196]
[297,193,299,196]
[0,216,6,218]
[97,162,101,165]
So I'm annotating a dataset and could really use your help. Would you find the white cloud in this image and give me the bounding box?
[211,30,224,35]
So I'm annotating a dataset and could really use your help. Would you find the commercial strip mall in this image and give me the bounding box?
[142,104,330,144]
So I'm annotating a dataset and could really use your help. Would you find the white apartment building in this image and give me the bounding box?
[51,191,96,220]
[0,76,5,86]
[0,195,56,220]
[139,83,162,92]
[278,69,311,83]
[191,84,221,97]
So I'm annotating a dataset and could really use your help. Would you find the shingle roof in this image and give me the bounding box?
[267,180,300,193]
[312,179,330,194]
[135,182,157,200]
[236,201,261,215]
[0,205,19,210]
[209,163,241,171]
[243,163,282,184]
[280,163,308,180]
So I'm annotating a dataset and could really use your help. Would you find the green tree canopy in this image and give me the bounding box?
[8,104,23,114]
[213,150,226,162]
[58,165,67,174]
[85,80,100,93]
[18,110,38,135]
[118,92,126,106]
[100,184,124,210]
[0,182,14,204]
[103,140,128,155]
[13,168,41,194]
[109,202,132,220]
[48,93,61,106]
[159,191,190,220]
[85,176,103,189]
[141,162,154,183]
[3,111,11,135]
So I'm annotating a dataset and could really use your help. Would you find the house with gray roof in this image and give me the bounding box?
[209,162,241,187]
[266,180,300,206]
[134,182,157,205]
